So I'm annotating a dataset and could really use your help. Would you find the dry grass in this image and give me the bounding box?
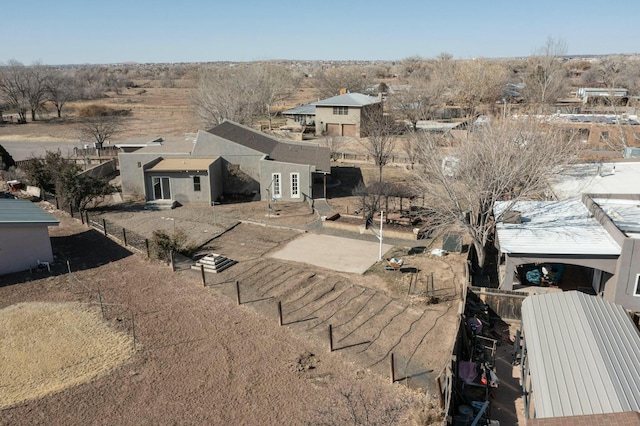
[0,302,134,409]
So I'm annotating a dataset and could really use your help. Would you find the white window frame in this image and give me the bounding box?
[290,172,300,198]
[152,176,171,200]
[272,173,282,198]
[634,274,640,297]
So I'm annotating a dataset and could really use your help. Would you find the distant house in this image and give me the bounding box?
[282,92,383,138]
[118,120,331,206]
[0,199,59,275]
[520,291,640,420]
[314,92,382,138]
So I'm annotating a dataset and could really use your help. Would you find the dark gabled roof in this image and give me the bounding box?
[206,120,277,155]
[206,120,330,172]
[270,142,330,172]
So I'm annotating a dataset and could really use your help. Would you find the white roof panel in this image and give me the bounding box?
[494,199,620,255]
[550,162,640,200]
[314,93,380,107]
[522,292,640,418]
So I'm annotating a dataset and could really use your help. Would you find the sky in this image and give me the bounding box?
[2,0,639,65]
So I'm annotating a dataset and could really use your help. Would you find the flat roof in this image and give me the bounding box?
[494,199,621,256]
[0,199,59,226]
[147,158,217,172]
[593,197,640,237]
[550,162,640,199]
[522,291,640,418]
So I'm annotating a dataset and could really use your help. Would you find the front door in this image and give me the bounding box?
[152,176,171,200]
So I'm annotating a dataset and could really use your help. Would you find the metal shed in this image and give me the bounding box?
[520,291,640,419]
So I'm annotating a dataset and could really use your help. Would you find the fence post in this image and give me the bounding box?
[278,301,283,326]
[122,228,127,246]
[390,353,395,383]
[200,264,206,286]
[235,280,241,305]
[170,251,175,272]
[69,202,74,218]
[67,260,73,291]
[131,312,137,351]
[98,290,104,318]
[329,325,334,352]
[102,218,107,237]
[436,376,444,408]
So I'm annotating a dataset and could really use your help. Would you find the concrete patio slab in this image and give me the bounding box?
[270,234,393,274]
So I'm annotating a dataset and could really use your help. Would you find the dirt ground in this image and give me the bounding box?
[0,204,459,425]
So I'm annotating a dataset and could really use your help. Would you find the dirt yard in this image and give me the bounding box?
[0,208,453,425]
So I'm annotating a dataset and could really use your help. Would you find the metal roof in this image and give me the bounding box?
[147,158,217,172]
[494,199,621,256]
[593,197,640,237]
[0,199,59,226]
[282,103,316,115]
[522,291,640,418]
[314,93,380,107]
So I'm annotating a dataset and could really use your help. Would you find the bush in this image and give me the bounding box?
[150,229,189,261]
[77,105,131,118]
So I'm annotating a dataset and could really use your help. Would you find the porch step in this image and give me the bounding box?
[191,253,237,273]
[145,199,178,210]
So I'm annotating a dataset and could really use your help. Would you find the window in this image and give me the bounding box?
[193,176,201,192]
[272,173,281,198]
[152,176,171,200]
[290,173,300,198]
[137,162,142,168]
[333,106,348,115]
[600,131,609,141]
[634,274,640,297]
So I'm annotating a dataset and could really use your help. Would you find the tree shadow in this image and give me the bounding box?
[326,166,364,198]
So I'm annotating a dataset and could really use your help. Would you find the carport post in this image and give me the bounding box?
[278,301,283,326]
[122,228,127,246]
[80,209,84,224]
[235,280,241,305]
[145,239,150,257]
[200,264,206,286]
[102,219,107,237]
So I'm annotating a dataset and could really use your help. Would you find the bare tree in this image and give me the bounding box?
[411,116,580,269]
[359,107,396,182]
[315,66,369,98]
[521,37,569,107]
[46,71,78,118]
[254,63,295,129]
[448,58,509,122]
[0,60,30,123]
[77,106,127,148]
[191,63,293,128]
[320,135,349,161]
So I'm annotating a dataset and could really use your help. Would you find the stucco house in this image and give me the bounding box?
[118,120,330,206]
[315,92,382,138]
[282,93,382,138]
[0,199,59,275]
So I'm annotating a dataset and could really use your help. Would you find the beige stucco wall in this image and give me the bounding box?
[0,225,54,275]
[315,106,361,137]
